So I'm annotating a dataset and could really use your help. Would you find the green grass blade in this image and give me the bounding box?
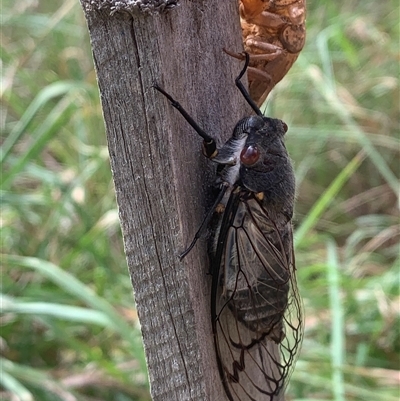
[1,295,114,327]
[295,151,366,247]
[326,239,345,401]
[2,96,77,188]
[302,56,399,198]
[3,254,148,378]
[1,357,81,401]
[0,369,34,401]
[1,81,86,164]
[294,362,398,401]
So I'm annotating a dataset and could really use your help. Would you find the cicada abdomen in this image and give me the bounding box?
[154,53,303,401]
[234,0,306,106]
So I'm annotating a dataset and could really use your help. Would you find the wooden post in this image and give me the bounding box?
[79,1,250,399]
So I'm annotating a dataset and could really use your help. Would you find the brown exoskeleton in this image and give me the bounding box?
[228,0,306,106]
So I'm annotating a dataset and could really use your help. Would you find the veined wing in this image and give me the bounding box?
[211,188,303,401]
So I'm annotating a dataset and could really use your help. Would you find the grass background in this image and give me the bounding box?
[1,0,399,400]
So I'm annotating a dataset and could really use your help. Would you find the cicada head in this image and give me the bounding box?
[237,117,295,206]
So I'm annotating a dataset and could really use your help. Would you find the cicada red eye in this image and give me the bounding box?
[240,145,260,166]
[282,121,288,133]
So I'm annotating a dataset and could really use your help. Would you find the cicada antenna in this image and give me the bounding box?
[224,50,263,117]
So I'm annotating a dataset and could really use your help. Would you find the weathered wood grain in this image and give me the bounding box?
[79,1,251,399]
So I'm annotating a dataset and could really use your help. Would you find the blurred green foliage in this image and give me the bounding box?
[1,0,399,400]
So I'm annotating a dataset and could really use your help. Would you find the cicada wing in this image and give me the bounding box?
[214,306,285,401]
[212,193,303,401]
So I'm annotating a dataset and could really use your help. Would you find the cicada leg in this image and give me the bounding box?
[179,183,229,260]
[224,47,280,106]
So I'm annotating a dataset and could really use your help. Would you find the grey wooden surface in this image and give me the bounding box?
[79,1,251,399]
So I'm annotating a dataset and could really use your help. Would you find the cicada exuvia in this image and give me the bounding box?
[228,0,307,106]
[154,54,303,401]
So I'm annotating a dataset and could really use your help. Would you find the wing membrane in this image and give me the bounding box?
[211,189,303,401]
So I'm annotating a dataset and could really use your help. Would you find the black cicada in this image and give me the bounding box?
[154,53,303,401]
